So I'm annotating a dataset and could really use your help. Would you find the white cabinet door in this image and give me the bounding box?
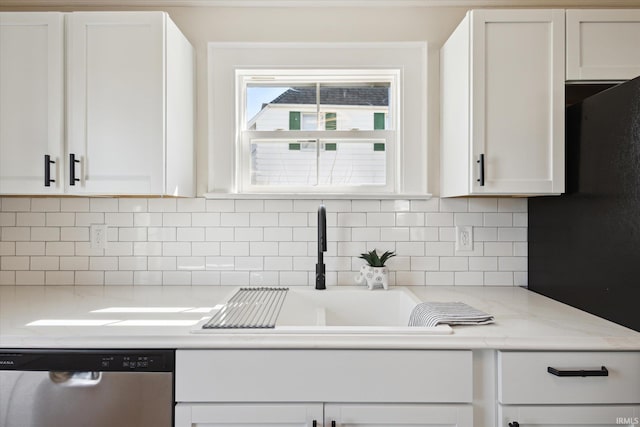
[440,9,565,197]
[0,12,63,194]
[325,404,473,427]
[499,404,640,427]
[66,12,166,195]
[567,9,640,81]
[175,403,323,427]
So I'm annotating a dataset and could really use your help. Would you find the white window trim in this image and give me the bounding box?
[207,42,428,195]
[237,69,399,194]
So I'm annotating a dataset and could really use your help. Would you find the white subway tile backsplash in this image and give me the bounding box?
[265,200,293,212]
[426,271,454,286]
[1,256,29,270]
[17,213,45,227]
[396,212,424,227]
[105,271,133,285]
[0,197,529,287]
[30,256,59,271]
[177,198,205,212]
[104,242,133,257]
[191,271,220,286]
[498,198,527,212]
[498,257,527,271]
[485,271,514,286]
[0,242,15,256]
[163,271,191,285]
[74,271,104,286]
[46,242,74,256]
[439,198,468,213]
[440,257,468,271]
[0,213,15,227]
[61,198,89,212]
[148,198,177,212]
[381,200,410,212]
[16,271,43,285]
[380,227,410,242]
[75,213,104,227]
[454,272,484,286]
[425,242,455,256]
[46,213,75,227]
[1,198,30,212]
[498,227,527,242]
[60,256,88,271]
[90,198,118,213]
[163,242,192,256]
[425,213,454,227]
[16,242,45,256]
[31,198,60,212]
[134,271,163,286]
[90,257,118,271]
[468,198,498,212]
[46,271,74,285]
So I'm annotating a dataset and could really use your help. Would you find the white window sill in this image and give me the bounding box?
[203,193,433,200]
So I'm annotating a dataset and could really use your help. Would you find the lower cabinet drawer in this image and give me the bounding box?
[498,404,640,427]
[498,351,640,404]
[176,349,472,403]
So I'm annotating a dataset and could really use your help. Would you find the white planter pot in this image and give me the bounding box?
[355,265,389,290]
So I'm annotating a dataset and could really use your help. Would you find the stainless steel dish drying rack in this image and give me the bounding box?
[202,287,289,329]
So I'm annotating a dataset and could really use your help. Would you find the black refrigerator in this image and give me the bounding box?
[529,75,640,332]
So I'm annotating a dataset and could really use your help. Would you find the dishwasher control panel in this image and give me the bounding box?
[0,349,174,372]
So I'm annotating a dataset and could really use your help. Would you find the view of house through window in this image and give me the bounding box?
[239,72,397,192]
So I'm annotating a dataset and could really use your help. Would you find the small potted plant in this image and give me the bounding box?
[355,250,396,290]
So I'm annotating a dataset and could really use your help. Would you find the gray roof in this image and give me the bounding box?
[270,87,389,106]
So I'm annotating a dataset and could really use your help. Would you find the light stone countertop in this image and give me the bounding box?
[1,285,639,350]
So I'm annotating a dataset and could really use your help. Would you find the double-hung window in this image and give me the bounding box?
[237,70,399,193]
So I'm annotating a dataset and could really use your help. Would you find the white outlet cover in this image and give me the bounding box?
[455,226,473,251]
[90,224,107,250]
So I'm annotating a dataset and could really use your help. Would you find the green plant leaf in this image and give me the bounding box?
[379,250,396,266]
[370,250,382,267]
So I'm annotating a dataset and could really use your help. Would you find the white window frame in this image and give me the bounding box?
[207,42,428,196]
[237,70,399,193]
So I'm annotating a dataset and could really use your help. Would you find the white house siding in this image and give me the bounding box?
[251,104,389,131]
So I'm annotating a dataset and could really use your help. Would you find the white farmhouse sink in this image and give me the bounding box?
[193,286,452,335]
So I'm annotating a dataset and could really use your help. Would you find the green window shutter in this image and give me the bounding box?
[374,112,385,130]
[289,111,301,130]
[325,112,337,130]
[373,143,385,152]
[288,143,301,151]
[325,143,337,151]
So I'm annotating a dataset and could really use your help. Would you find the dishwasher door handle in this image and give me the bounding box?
[49,371,102,386]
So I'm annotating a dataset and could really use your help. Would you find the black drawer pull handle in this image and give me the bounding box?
[312,421,317,427]
[547,365,608,377]
[44,155,55,187]
[508,422,519,427]
[70,153,80,185]
[331,422,336,427]
[476,153,485,186]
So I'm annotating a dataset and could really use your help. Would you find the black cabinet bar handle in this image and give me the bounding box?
[508,422,520,427]
[547,365,608,377]
[312,421,317,427]
[69,153,80,186]
[476,153,485,186]
[331,422,336,427]
[44,155,55,187]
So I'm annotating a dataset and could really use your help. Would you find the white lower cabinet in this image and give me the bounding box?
[175,350,474,427]
[497,351,640,427]
[175,403,472,427]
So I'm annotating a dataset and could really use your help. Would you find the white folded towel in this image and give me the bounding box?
[408,302,494,327]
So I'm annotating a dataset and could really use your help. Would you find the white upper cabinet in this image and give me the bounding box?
[67,12,195,196]
[567,9,640,81]
[440,9,565,197]
[0,13,64,194]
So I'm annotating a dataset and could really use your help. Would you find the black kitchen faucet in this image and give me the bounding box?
[315,204,327,290]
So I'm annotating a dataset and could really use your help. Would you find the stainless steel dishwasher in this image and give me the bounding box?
[0,349,174,427]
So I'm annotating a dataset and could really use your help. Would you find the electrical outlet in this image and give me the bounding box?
[90,224,107,250]
[455,226,473,251]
